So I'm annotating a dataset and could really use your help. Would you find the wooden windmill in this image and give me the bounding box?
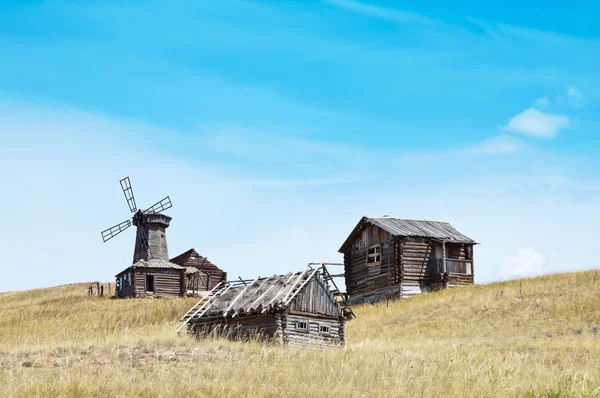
[101,177,173,262]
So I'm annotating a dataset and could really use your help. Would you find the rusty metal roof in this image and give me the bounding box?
[339,216,476,251]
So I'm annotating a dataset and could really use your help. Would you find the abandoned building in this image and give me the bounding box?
[103,177,226,298]
[177,263,355,347]
[339,216,477,304]
[171,248,228,294]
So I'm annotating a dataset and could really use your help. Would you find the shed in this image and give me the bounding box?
[115,259,185,298]
[339,216,477,304]
[170,248,227,294]
[177,263,355,347]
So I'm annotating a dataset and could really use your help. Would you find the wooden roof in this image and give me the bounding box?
[115,259,184,276]
[186,264,354,321]
[339,216,477,251]
[170,248,225,273]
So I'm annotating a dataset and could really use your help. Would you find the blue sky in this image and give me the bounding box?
[1,0,599,292]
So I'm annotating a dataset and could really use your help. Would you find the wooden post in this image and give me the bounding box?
[96,282,100,296]
[442,240,448,289]
[442,240,447,274]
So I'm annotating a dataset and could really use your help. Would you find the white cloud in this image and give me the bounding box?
[500,247,546,278]
[502,108,569,139]
[533,96,550,107]
[469,134,524,155]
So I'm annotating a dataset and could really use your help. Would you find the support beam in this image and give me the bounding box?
[442,239,448,289]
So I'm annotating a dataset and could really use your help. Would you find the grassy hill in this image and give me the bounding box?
[1,271,599,397]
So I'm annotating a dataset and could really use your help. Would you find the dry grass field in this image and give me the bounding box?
[1,271,600,397]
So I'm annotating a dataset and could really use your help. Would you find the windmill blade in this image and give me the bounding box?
[101,220,132,242]
[145,196,172,214]
[120,177,137,213]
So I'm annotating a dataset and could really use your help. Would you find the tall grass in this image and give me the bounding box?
[1,272,599,397]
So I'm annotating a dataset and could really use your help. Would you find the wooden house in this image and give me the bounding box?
[115,259,186,298]
[177,264,355,348]
[170,248,227,294]
[339,216,477,304]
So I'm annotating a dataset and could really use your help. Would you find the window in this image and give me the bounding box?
[319,325,331,334]
[295,321,309,331]
[465,245,473,260]
[367,244,381,266]
[145,275,155,292]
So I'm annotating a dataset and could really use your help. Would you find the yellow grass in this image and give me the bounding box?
[1,271,600,397]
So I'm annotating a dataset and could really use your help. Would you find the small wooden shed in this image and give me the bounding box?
[170,248,227,294]
[115,259,186,298]
[340,216,477,304]
[177,264,355,347]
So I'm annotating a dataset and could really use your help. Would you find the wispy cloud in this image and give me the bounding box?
[502,108,569,139]
[397,134,525,165]
[323,0,433,25]
[469,135,524,155]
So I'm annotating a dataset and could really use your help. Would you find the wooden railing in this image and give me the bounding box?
[434,259,472,275]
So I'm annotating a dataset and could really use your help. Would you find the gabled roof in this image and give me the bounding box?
[115,258,184,276]
[186,264,354,321]
[339,216,477,251]
[170,248,225,273]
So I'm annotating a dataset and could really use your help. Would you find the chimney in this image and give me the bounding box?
[132,211,171,263]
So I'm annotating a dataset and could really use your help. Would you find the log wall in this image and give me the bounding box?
[344,238,398,303]
[133,268,184,298]
[283,312,344,348]
[190,314,279,340]
[189,311,345,347]
[400,237,434,283]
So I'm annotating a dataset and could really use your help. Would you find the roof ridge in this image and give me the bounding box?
[367,216,450,223]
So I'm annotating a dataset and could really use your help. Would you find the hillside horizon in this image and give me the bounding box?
[1,269,599,397]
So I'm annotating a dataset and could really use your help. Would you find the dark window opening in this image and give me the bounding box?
[296,321,309,331]
[319,325,331,334]
[146,275,155,292]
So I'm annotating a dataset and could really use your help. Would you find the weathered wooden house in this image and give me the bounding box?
[340,216,477,304]
[170,248,227,294]
[177,264,355,347]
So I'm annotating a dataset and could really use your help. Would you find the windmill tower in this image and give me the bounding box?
[101,177,173,263]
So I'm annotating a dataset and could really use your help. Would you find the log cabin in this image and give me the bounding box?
[115,259,185,298]
[339,216,477,304]
[178,264,355,347]
[170,248,227,294]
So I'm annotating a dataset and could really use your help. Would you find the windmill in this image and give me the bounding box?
[101,177,173,262]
